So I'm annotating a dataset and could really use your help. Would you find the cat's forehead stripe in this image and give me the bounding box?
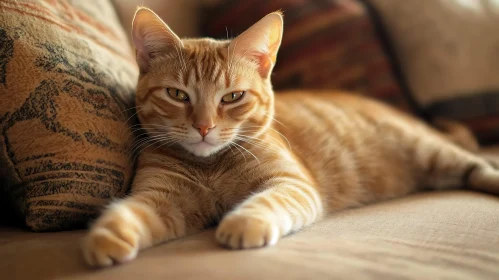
[179,46,232,90]
[212,65,223,85]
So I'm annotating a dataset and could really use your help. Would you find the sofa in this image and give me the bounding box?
[2,186,499,279]
[1,1,499,279]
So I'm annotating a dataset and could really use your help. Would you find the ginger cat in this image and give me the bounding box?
[82,8,499,267]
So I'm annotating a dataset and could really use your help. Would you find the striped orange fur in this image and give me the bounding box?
[82,8,499,267]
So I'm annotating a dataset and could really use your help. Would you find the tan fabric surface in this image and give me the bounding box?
[367,0,499,105]
[1,191,498,280]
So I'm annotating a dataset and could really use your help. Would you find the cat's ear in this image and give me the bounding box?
[131,7,183,73]
[229,11,283,79]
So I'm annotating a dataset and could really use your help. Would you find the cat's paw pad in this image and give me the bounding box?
[216,214,280,249]
[81,227,139,268]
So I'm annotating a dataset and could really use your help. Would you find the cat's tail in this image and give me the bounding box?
[432,117,499,169]
[432,117,480,153]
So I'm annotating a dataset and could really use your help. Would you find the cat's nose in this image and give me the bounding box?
[192,123,215,137]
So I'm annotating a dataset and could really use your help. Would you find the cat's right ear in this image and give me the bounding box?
[131,8,183,73]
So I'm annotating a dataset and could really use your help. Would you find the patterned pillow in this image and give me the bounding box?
[367,0,499,144]
[0,0,138,231]
[202,0,415,111]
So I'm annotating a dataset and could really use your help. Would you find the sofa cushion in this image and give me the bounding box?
[1,191,498,279]
[367,0,499,144]
[0,0,138,231]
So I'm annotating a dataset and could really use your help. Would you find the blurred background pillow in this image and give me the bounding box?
[367,0,499,144]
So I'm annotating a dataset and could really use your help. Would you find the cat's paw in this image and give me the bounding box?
[215,214,280,249]
[81,225,140,268]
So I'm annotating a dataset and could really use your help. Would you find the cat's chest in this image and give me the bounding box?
[181,159,232,187]
[192,165,237,191]
[185,160,256,204]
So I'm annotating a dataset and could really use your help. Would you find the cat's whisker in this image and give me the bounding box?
[124,107,146,126]
[132,124,188,130]
[121,105,144,115]
[234,138,273,155]
[131,134,177,154]
[126,126,177,145]
[130,126,185,134]
[229,142,246,163]
[236,133,282,149]
[131,133,176,148]
[239,126,291,148]
[127,123,145,130]
[262,112,287,127]
[118,106,146,139]
[231,141,260,164]
[236,127,290,147]
[227,143,236,156]
[132,139,170,156]
[234,136,282,155]
[128,132,153,147]
[148,138,179,155]
[132,137,178,162]
[129,130,173,146]
[134,136,179,162]
[120,108,148,141]
[129,126,167,136]
[126,124,186,141]
[236,131,286,148]
[128,122,184,130]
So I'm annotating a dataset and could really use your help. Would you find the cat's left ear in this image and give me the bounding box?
[229,11,283,79]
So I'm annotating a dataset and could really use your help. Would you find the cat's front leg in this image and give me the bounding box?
[216,176,323,249]
[81,192,186,267]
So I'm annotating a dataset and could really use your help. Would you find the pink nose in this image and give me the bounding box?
[192,123,215,137]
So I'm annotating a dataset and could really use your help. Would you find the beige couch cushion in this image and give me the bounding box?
[367,0,499,144]
[1,191,498,279]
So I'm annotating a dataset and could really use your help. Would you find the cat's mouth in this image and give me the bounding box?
[193,140,215,149]
[183,140,221,157]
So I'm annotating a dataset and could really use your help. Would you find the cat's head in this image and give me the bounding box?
[131,8,283,157]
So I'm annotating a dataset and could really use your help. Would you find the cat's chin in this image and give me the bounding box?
[182,141,224,158]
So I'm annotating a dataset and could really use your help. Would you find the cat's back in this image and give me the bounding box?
[273,91,428,206]
[273,90,428,141]
[274,90,414,125]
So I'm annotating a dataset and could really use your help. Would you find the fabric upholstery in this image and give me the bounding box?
[367,0,499,144]
[0,0,138,231]
[202,0,414,111]
[1,191,498,279]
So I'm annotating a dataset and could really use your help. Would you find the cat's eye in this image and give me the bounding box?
[166,88,189,102]
[221,91,245,103]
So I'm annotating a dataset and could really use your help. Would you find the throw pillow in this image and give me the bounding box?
[367,0,499,144]
[0,0,138,231]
